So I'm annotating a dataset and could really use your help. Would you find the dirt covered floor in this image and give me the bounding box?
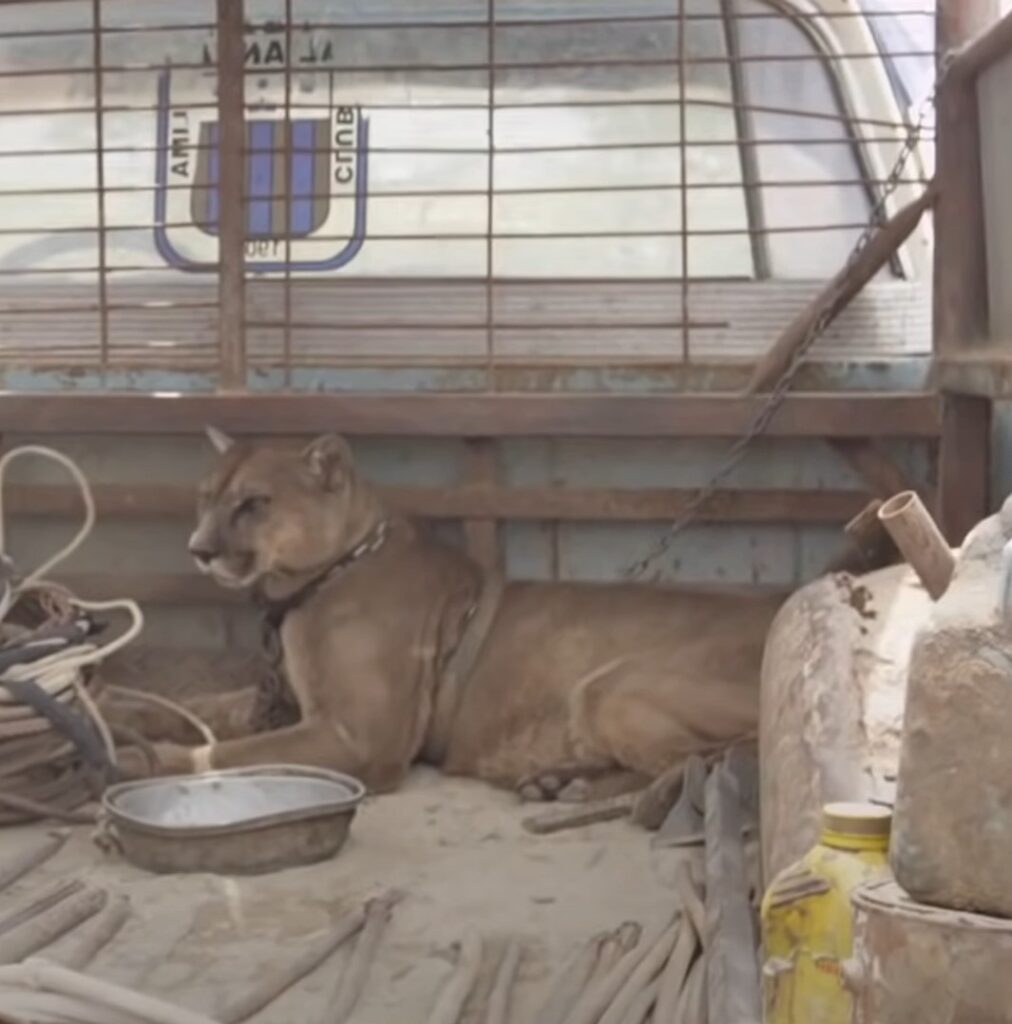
[2,769,696,1022]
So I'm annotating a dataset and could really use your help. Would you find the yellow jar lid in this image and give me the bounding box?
[822,802,892,837]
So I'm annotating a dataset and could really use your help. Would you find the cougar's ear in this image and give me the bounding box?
[302,434,354,490]
[205,425,235,455]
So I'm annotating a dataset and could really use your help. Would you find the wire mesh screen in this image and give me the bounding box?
[0,0,935,386]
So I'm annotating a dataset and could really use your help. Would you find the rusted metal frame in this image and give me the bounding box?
[678,0,690,361]
[0,136,936,162]
[0,222,904,241]
[937,394,992,545]
[721,0,770,280]
[282,0,293,388]
[485,0,497,386]
[215,0,247,390]
[0,52,939,81]
[932,1,997,541]
[90,0,109,378]
[0,393,942,438]
[1,4,938,23]
[785,0,906,277]
[941,3,1010,82]
[461,442,502,571]
[0,177,933,204]
[830,439,920,500]
[5,481,875,526]
[0,95,927,133]
[0,220,908,241]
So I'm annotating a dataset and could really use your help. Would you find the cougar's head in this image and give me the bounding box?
[188,428,381,591]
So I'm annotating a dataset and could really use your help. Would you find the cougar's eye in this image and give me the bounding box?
[234,495,271,521]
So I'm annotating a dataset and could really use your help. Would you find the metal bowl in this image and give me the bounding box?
[101,765,366,875]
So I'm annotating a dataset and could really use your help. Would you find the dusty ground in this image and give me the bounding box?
[2,769,694,1023]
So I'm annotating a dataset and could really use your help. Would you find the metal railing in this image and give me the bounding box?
[0,0,936,387]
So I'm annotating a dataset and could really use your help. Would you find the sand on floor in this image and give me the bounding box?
[1,768,697,1023]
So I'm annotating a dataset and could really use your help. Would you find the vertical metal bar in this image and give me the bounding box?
[721,0,769,279]
[678,0,690,362]
[216,0,247,391]
[485,0,496,391]
[91,0,109,378]
[283,0,293,388]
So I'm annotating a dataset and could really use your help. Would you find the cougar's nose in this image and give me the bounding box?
[188,532,218,566]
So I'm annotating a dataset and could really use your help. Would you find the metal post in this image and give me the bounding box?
[937,0,1000,57]
[216,0,246,391]
[934,0,999,542]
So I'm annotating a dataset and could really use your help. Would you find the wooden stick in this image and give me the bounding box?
[522,793,638,835]
[675,862,707,951]
[0,831,69,894]
[0,879,84,938]
[485,940,522,1024]
[216,904,366,1024]
[47,894,130,971]
[561,918,672,1024]
[594,923,641,981]
[619,977,659,1024]
[0,957,222,1024]
[597,920,679,1024]
[654,914,700,1024]
[744,185,936,395]
[328,894,398,1024]
[425,932,484,1024]
[673,954,706,1024]
[0,989,143,1024]
[0,888,106,965]
[537,934,607,1024]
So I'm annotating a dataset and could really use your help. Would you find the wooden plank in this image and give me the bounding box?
[937,394,992,545]
[935,351,1012,398]
[944,4,1009,82]
[0,393,943,439]
[830,440,918,500]
[215,0,247,389]
[461,440,501,571]
[4,483,876,526]
[54,574,238,606]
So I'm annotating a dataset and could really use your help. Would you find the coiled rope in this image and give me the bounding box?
[0,445,144,825]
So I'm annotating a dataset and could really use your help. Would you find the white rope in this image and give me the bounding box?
[0,445,145,766]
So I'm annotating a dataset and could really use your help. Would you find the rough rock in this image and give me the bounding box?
[759,564,931,884]
[890,498,1012,917]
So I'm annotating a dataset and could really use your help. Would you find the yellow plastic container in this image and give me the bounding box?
[760,802,892,1024]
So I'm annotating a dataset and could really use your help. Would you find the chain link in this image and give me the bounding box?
[623,67,945,581]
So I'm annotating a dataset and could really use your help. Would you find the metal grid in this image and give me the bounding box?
[0,0,936,386]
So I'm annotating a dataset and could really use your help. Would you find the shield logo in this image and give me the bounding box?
[154,68,368,274]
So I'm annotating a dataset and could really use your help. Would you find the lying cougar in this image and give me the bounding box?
[152,430,781,805]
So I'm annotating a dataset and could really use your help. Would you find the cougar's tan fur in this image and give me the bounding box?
[160,432,781,798]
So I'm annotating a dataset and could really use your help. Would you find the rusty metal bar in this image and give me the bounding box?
[90,0,109,376]
[0,49,938,81]
[485,0,496,388]
[0,136,936,161]
[282,0,293,389]
[679,0,690,361]
[215,0,246,390]
[0,96,924,131]
[0,177,933,203]
[723,0,770,280]
[0,223,903,247]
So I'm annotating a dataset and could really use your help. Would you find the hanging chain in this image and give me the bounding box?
[623,63,947,581]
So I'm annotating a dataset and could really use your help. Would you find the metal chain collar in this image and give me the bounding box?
[623,61,949,581]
